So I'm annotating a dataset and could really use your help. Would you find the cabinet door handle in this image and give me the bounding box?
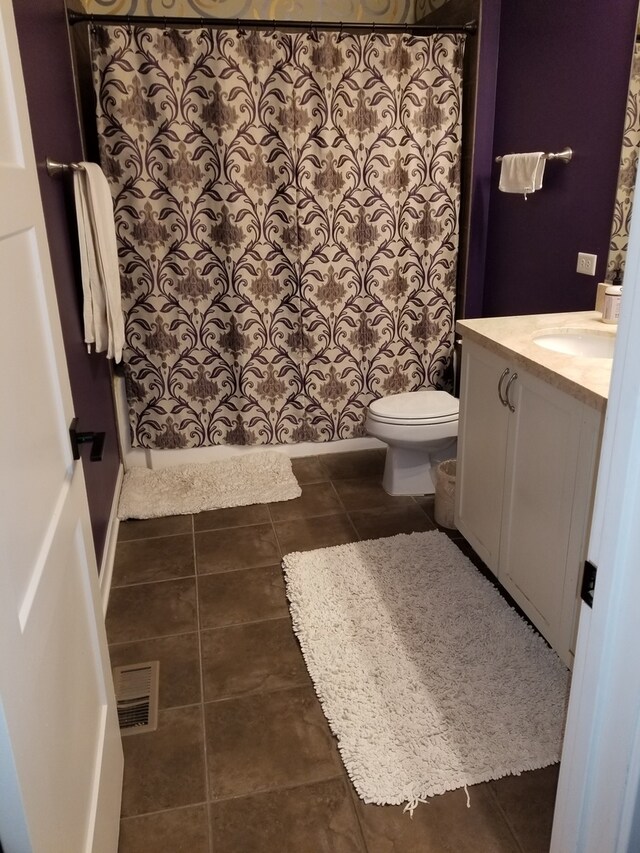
[497,368,510,406]
[505,372,518,412]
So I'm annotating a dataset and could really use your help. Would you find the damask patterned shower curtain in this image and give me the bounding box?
[91,25,464,448]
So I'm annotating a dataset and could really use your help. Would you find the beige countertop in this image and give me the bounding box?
[456,311,615,411]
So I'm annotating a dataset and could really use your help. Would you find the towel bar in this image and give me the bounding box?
[495,147,573,164]
[46,157,85,176]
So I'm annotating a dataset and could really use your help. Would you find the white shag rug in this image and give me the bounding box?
[118,451,301,519]
[282,530,570,810]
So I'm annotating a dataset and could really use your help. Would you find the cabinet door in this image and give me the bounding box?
[455,341,510,573]
[499,369,584,656]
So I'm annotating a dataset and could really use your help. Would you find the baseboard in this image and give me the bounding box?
[123,436,385,470]
[99,463,123,617]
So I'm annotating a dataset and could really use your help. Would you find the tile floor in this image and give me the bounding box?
[107,449,559,853]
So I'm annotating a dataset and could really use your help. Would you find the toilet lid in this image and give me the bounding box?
[368,390,459,424]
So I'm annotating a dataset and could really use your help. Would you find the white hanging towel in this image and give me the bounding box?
[73,162,125,362]
[498,152,546,199]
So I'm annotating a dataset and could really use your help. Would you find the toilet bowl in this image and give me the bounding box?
[365,390,459,496]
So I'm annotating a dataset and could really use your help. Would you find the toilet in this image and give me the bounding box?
[365,390,459,496]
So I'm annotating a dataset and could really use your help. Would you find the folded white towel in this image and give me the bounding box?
[498,152,546,198]
[73,162,125,362]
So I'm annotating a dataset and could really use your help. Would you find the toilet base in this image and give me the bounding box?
[382,446,438,496]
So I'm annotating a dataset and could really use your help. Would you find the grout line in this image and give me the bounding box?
[202,681,315,707]
[110,571,196,590]
[120,800,210,822]
[206,773,346,807]
[346,776,374,853]
[269,506,353,524]
[110,557,282,589]
[142,699,202,714]
[108,628,199,650]
[197,561,282,579]
[267,501,286,562]
[486,785,529,853]
[116,527,193,544]
[199,614,291,635]
[194,516,271,535]
[109,627,200,645]
[109,617,287,648]
[328,479,362,540]
[327,478,348,512]
[190,514,215,853]
[203,677,313,706]
[195,520,272,537]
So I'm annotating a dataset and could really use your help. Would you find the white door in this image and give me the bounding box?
[550,149,640,851]
[0,1,123,851]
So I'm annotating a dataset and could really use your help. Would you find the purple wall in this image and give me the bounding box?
[462,0,501,318]
[13,0,120,565]
[481,0,638,317]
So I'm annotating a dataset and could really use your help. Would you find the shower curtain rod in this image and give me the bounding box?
[66,9,476,35]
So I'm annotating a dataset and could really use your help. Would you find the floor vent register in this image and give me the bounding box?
[112,661,160,736]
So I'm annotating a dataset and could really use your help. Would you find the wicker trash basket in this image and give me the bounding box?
[434,459,457,529]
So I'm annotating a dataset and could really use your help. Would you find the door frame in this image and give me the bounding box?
[551,162,640,850]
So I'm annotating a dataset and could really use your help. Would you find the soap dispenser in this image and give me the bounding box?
[602,268,623,325]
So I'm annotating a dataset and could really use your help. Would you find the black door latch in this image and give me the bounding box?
[581,560,597,608]
[69,417,105,462]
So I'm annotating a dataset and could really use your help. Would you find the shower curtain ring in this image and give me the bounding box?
[338,22,343,42]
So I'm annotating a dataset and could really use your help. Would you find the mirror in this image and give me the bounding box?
[608,33,640,280]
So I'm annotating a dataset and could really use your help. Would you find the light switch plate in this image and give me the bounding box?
[577,252,598,276]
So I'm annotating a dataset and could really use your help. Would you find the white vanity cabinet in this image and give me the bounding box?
[455,338,603,667]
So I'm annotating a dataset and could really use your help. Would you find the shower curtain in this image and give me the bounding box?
[91,25,464,448]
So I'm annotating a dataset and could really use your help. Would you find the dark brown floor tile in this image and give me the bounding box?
[352,782,521,853]
[268,481,342,522]
[204,686,342,800]
[414,493,464,537]
[290,456,329,484]
[194,503,270,532]
[118,805,209,853]
[333,477,415,511]
[453,537,492,572]
[349,504,437,540]
[321,449,386,480]
[118,514,192,543]
[198,564,288,629]
[490,765,559,853]
[274,513,358,555]
[414,494,436,517]
[112,535,194,587]
[109,633,201,710]
[209,778,366,853]
[106,579,197,644]
[195,523,280,574]
[201,618,311,701]
[121,706,206,818]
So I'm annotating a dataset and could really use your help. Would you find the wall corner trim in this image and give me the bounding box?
[99,462,123,616]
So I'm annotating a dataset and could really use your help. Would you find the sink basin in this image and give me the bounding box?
[532,328,615,359]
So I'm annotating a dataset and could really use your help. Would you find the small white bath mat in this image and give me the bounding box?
[282,530,570,809]
[118,451,301,519]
